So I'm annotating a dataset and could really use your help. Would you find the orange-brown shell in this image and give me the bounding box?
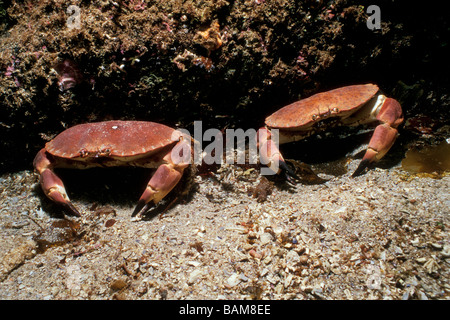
[46,121,177,159]
[265,84,380,129]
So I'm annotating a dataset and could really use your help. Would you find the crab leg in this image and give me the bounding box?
[132,139,190,217]
[257,127,299,183]
[33,149,81,217]
[353,97,404,177]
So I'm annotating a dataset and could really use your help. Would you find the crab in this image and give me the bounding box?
[33,120,192,217]
[257,84,404,181]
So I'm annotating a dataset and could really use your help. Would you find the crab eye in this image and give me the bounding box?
[331,107,339,113]
[312,114,319,121]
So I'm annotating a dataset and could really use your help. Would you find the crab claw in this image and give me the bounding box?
[279,160,300,184]
[34,149,81,217]
[131,199,155,218]
[353,97,403,177]
[352,124,399,177]
[39,169,81,217]
[132,140,190,217]
[132,163,185,217]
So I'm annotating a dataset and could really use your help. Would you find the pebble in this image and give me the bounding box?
[284,274,294,288]
[416,257,427,264]
[285,250,301,271]
[260,268,269,277]
[263,255,272,265]
[187,261,201,267]
[312,287,326,299]
[302,285,313,293]
[299,255,309,265]
[188,269,203,285]
[110,278,127,291]
[356,196,368,202]
[441,245,450,258]
[260,232,273,245]
[266,273,280,285]
[334,206,347,214]
[11,221,29,229]
[431,243,443,250]
[394,246,403,255]
[225,225,247,233]
[226,273,241,287]
[418,291,428,300]
[423,258,439,274]
[239,274,249,282]
[249,249,262,259]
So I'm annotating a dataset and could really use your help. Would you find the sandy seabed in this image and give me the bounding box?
[0,155,448,300]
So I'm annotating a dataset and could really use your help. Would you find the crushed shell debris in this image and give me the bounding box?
[0,160,449,299]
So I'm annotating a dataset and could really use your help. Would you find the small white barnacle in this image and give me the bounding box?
[112,125,118,130]
[331,107,339,113]
[79,148,88,157]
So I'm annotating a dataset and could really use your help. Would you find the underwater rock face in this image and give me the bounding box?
[0,1,448,170]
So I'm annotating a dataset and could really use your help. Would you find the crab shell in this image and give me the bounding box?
[265,84,380,131]
[45,120,185,166]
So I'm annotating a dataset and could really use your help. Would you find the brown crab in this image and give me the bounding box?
[257,84,404,181]
[33,121,192,217]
